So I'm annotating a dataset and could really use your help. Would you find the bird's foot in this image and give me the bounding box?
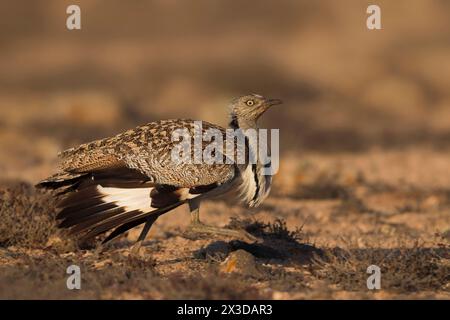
[128,240,157,267]
[187,222,261,243]
[129,240,146,258]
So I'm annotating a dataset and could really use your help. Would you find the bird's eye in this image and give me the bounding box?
[246,100,254,106]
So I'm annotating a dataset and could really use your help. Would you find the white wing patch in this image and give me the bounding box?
[238,165,258,205]
[97,186,152,212]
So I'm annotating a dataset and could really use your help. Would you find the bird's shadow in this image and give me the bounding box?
[192,218,323,265]
[195,239,321,266]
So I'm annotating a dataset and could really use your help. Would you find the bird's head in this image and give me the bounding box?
[229,94,282,128]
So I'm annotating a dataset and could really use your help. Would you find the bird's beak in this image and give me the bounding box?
[267,98,283,106]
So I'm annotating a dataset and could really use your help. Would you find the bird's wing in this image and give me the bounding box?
[58,119,241,187]
[41,166,206,243]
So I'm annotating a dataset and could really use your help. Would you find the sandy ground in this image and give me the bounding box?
[0,148,448,299]
[0,1,449,299]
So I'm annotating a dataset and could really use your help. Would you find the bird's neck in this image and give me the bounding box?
[228,113,271,207]
[228,113,258,130]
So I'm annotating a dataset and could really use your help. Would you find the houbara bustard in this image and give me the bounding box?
[37,94,282,254]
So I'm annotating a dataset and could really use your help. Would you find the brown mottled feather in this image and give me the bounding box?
[58,119,239,187]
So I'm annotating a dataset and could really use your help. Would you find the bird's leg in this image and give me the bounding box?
[187,200,260,243]
[130,214,159,256]
[190,201,201,224]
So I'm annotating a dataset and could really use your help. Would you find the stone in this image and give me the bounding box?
[219,249,262,277]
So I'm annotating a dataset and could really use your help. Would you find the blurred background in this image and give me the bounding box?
[0,1,449,299]
[0,0,449,188]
